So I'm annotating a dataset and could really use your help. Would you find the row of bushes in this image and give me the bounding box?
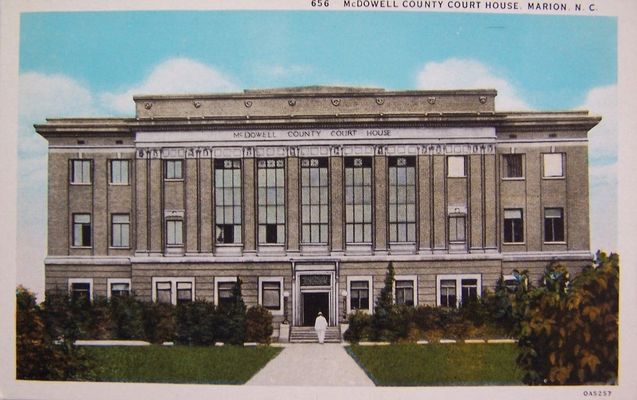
[17,279,274,380]
[344,262,521,343]
[344,301,511,343]
[344,252,619,385]
[41,287,273,345]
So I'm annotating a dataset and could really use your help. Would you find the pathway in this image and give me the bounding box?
[247,344,374,386]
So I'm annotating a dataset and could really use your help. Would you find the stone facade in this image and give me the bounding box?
[36,86,600,329]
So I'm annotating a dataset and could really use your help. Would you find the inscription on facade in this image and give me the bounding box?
[140,127,495,145]
[300,275,331,287]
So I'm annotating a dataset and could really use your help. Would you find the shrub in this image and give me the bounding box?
[344,311,373,342]
[142,302,176,344]
[388,304,415,342]
[372,262,395,341]
[245,305,273,344]
[109,294,145,339]
[216,278,247,345]
[175,300,217,345]
[41,291,80,343]
[16,287,95,381]
[517,253,619,385]
[89,297,114,340]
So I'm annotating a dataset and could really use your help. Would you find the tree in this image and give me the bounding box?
[175,300,217,345]
[245,305,273,344]
[372,262,395,341]
[517,252,619,385]
[217,277,247,345]
[16,287,95,380]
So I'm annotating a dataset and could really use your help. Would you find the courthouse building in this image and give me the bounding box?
[35,86,600,334]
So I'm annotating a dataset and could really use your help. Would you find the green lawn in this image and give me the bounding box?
[347,343,523,386]
[86,345,281,384]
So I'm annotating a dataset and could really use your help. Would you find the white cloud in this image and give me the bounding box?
[580,85,617,163]
[415,58,530,111]
[17,72,103,297]
[582,85,618,253]
[19,72,99,122]
[253,63,314,80]
[100,58,240,114]
[589,162,618,253]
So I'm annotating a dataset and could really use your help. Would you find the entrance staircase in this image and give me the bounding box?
[289,326,342,343]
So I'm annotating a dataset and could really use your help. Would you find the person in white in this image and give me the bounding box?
[314,311,328,344]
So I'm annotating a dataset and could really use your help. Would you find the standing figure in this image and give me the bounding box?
[314,311,328,344]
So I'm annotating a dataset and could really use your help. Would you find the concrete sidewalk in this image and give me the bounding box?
[247,344,374,386]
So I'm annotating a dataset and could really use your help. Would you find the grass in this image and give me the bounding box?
[347,343,523,386]
[86,345,282,384]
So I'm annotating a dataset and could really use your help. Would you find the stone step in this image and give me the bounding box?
[289,326,342,343]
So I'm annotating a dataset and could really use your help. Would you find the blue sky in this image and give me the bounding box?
[20,12,616,109]
[16,10,617,296]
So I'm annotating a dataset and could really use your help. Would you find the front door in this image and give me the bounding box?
[302,292,329,326]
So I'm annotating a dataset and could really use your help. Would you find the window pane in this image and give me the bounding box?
[504,154,523,178]
[448,156,465,177]
[262,282,281,309]
[543,153,563,177]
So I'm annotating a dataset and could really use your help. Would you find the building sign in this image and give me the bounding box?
[300,275,331,287]
[136,127,495,146]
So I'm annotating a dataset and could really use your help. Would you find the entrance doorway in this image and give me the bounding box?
[302,292,329,326]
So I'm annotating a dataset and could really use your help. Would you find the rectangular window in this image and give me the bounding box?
[217,281,235,307]
[70,160,91,184]
[110,160,130,184]
[166,220,183,246]
[388,157,416,242]
[156,282,172,304]
[72,214,92,247]
[503,209,524,243]
[111,214,130,248]
[461,279,479,305]
[544,208,565,242]
[215,159,242,244]
[350,280,370,310]
[176,282,193,304]
[437,274,481,308]
[345,157,372,243]
[543,153,564,178]
[449,215,466,242]
[164,160,183,180]
[257,159,285,244]
[301,158,329,244]
[110,282,130,297]
[440,279,457,308]
[503,154,523,178]
[261,281,281,310]
[152,278,195,305]
[395,280,415,306]
[447,156,466,177]
[70,281,91,302]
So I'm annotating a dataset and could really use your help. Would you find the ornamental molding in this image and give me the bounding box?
[342,145,375,156]
[299,145,331,157]
[135,142,494,159]
[385,144,420,156]
[255,146,287,158]
[419,143,495,155]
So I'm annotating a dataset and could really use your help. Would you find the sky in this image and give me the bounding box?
[17,10,618,298]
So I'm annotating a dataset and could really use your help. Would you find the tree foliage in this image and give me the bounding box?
[245,305,274,343]
[517,252,619,385]
[16,287,95,381]
[216,278,247,345]
[371,262,396,341]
